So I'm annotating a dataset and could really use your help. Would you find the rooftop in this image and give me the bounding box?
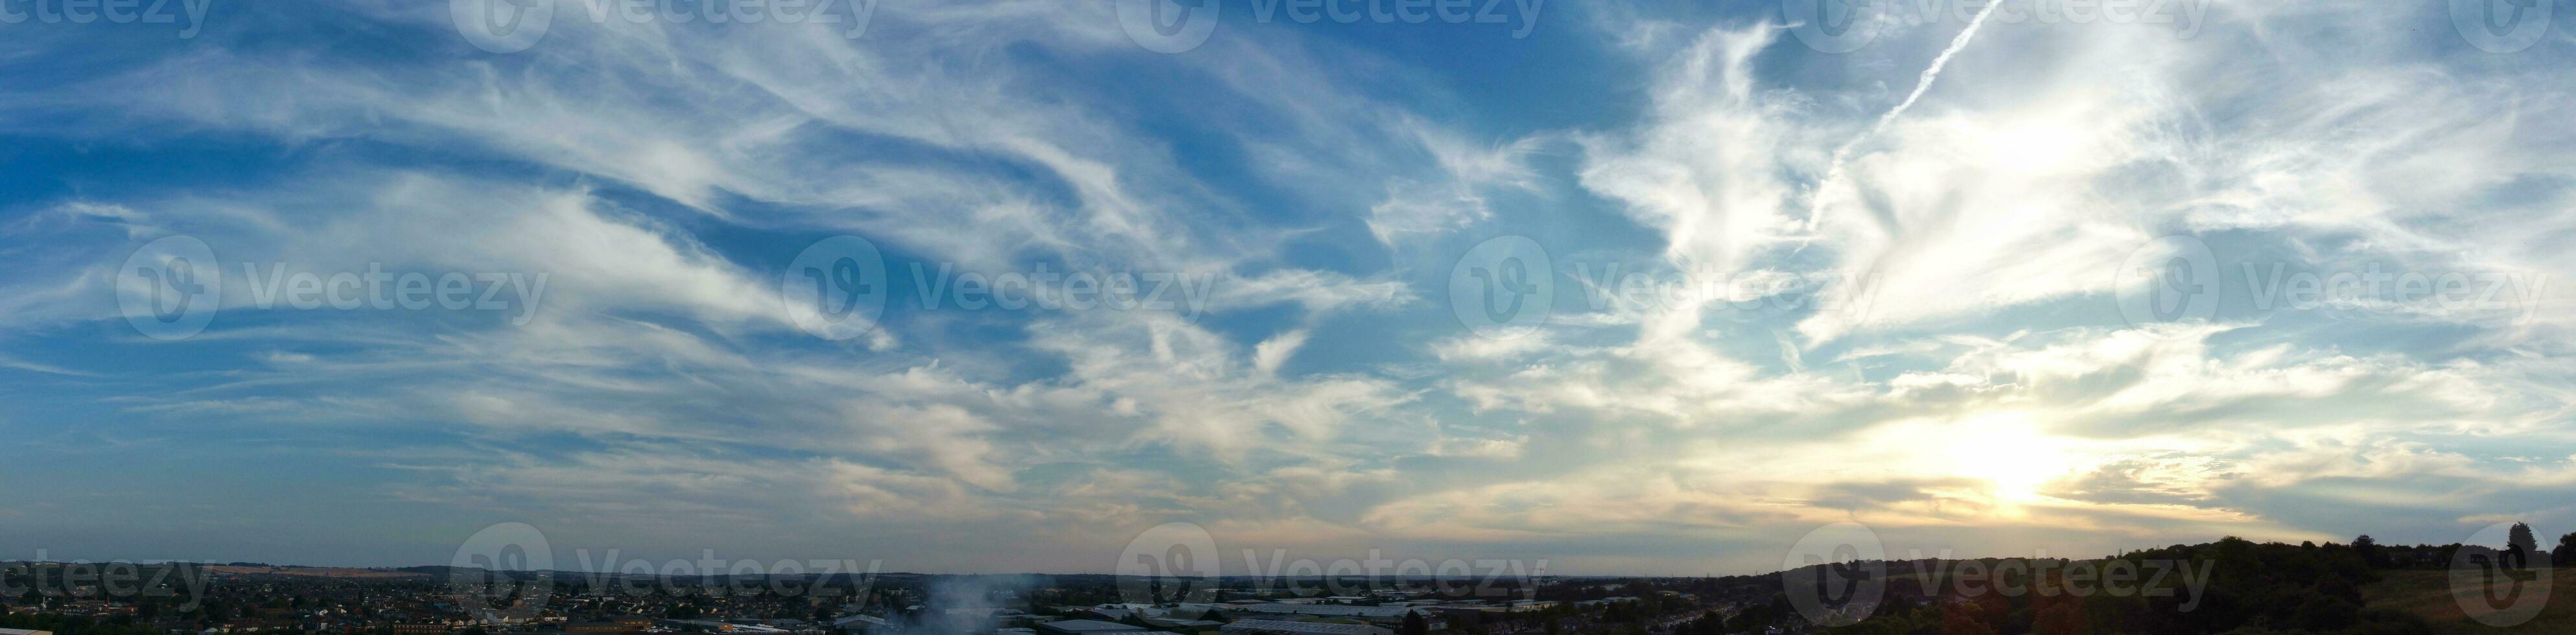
[1231,603,1417,618]
[1035,619,1146,634]
[1220,620,1386,634]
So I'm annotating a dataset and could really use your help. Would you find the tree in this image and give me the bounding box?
[2352,535,2382,568]
[2032,604,2089,635]
[1940,604,1997,635]
[1402,610,1429,635]
[2554,533,2576,567]
[2511,523,2541,567]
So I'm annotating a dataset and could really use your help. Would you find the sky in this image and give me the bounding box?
[2,0,2575,577]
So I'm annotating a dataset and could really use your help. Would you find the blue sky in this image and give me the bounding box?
[3,0,2575,576]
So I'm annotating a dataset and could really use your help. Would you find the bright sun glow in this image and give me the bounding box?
[1941,415,2085,504]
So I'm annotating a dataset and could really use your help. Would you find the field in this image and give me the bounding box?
[2364,569,2576,634]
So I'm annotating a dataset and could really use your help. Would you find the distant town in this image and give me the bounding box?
[0,562,1778,635]
[5,531,2559,635]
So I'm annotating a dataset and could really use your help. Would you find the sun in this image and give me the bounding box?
[1940,414,2083,504]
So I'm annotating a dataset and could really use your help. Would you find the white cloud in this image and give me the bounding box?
[5,0,2575,574]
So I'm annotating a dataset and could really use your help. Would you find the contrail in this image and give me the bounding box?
[1803,0,2009,233]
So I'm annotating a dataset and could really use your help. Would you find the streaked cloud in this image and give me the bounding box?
[0,0,2570,575]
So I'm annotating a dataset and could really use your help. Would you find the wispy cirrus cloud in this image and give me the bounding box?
[0,0,2570,574]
